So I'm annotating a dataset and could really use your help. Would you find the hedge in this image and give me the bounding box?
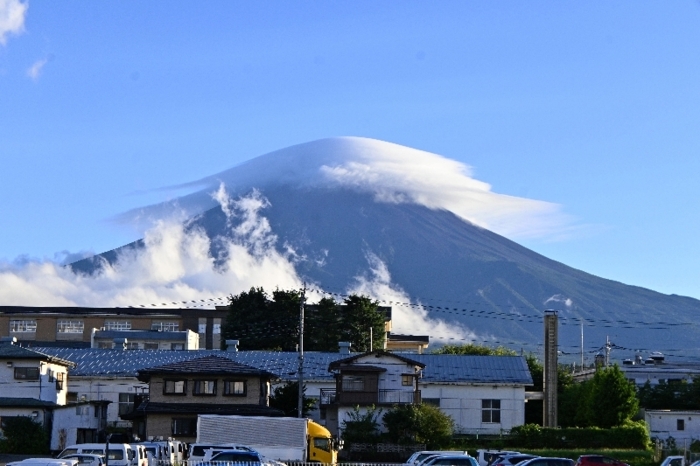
[508,422,650,450]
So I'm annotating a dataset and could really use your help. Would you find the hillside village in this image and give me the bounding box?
[1,303,700,458]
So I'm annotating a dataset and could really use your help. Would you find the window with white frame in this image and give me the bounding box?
[10,319,37,333]
[482,399,501,423]
[104,320,131,330]
[151,321,179,332]
[144,343,159,350]
[57,320,84,334]
[119,393,135,415]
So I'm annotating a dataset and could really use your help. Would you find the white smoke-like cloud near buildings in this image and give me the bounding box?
[0,184,478,343]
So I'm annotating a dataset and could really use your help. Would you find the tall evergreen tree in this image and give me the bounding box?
[341,295,386,352]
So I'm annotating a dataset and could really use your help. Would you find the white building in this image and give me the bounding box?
[645,409,700,443]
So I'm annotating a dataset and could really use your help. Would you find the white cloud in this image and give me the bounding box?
[0,0,27,46]
[0,189,303,308]
[347,251,480,343]
[26,57,47,80]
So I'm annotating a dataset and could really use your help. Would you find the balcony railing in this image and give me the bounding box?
[320,388,420,406]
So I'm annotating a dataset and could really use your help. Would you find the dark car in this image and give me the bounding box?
[198,451,264,466]
[517,458,575,466]
[575,456,629,466]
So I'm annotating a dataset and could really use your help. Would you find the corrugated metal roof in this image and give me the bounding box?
[0,344,76,367]
[35,348,532,385]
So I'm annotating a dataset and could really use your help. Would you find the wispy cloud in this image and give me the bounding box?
[0,0,28,46]
[26,57,47,80]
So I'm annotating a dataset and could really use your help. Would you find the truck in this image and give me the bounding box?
[196,414,341,464]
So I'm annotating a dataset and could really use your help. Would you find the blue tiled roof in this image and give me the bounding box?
[36,348,532,385]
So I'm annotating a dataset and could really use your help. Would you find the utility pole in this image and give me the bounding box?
[605,336,612,367]
[543,310,558,428]
[297,285,306,418]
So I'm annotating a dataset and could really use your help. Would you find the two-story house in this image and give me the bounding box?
[321,350,425,435]
[123,355,283,442]
[0,340,75,425]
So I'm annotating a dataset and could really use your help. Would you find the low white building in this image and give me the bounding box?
[91,328,199,350]
[645,409,700,444]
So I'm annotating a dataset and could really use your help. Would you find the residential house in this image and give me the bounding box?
[0,339,109,452]
[322,350,425,435]
[123,355,282,442]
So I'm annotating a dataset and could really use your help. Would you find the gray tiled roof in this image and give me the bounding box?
[35,348,532,385]
[0,397,59,408]
[0,344,76,368]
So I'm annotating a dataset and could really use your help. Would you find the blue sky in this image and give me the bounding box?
[2,1,700,301]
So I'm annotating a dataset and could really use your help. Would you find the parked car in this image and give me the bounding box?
[422,456,479,466]
[60,454,105,466]
[7,460,79,466]
[477,451,521,466]
[408,451,471,466]
[491,455,540,466]
[197,450,264,466]
[575,456,629,466]
[660,457,685,466]
[517,458,575,466]
[188,443,257,463]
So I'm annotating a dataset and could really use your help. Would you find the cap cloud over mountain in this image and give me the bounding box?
[61,137,700,359]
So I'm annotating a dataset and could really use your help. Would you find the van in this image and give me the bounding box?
[130,444,148,466]
[187,443,256,463]
[58,443,133,466]
[136,442,168,466]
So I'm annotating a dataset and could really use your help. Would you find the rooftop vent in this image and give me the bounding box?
[338,341,352,355]
[225,340,239,352]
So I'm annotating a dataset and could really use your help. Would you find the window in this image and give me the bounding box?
[97,342,112,349]
[172,418,197,437]
[57,320,84,334]
[144,343,159,350]
[678,419,685,431]
[127,342,140,350]
[14,367,40,380]
[10,319,37,333]
[401,374,413,386]
[342,375,365,391]
[56,372,65,390]
[193,380,217,395]
[164,380,187,395]
[119,393,135,415]
[104,320,131,330]
[171,343,184,350]
[422,398,441,407]
[151,321,179,332]
[313,438,331,452]
[224,380,246,396]
[482,399,501,423]
[213,319,221,334]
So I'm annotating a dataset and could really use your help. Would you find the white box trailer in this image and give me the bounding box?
[196,414,339,463]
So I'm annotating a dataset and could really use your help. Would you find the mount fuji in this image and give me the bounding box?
[70,137,700,361]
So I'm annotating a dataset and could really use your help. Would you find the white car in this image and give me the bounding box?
[60,454,105,466]
[7,459,79,466]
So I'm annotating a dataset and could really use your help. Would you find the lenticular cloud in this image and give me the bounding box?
[121,137,573,241]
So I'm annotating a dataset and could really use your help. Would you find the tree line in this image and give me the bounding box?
[221,287,388,352]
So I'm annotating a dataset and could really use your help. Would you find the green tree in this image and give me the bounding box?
[269,381,316,417]
[0,416,49,454]
[340,295,386,352]
[588,364,639,428]
[433,343,517,356]
[382,403,454,448]
[306,297,341,352]
[340,405,382,445]
[221,287,271,350]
